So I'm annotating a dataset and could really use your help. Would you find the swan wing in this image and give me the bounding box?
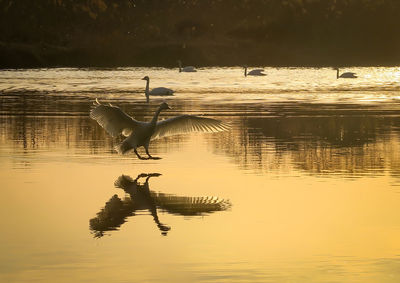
[151,115,230,140]
[90,99,139,137]
[149,87,174,96]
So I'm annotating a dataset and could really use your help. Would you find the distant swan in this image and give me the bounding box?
[335,67,357,79]
[244,66,266,77]
[90,99,229,160]
[178,60,197,72]
[142,76,174,102]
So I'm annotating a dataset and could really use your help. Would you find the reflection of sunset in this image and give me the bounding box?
[3,98,400,178]
[2,68,400,282]
[208,114,400,177]
[3,0,400,280]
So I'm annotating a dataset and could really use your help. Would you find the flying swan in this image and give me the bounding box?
[142,76,174,102]
[178,60,197,72]
[335,67,357,79]
[244,66,266,77]
[90,99,229,160]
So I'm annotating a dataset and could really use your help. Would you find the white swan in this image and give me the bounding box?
[335,67,357,79]
[90,99,229,160]
[178,60,197,72]
[142,76,174,102]
[244,66,266,77]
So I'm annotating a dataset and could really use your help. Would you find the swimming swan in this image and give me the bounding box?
[244,66,266,77]
[90,99,229,160]
[335,67,357,79]
[142,76,174,102]
[178,60,197,72]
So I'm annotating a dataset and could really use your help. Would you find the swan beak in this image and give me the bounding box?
[167,105,172,110]
[141,77,146,80]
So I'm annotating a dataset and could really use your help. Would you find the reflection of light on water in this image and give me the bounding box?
[2,69,400,283]
[2,67,400,105]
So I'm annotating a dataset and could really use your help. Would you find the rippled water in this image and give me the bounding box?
[1,67,400,282]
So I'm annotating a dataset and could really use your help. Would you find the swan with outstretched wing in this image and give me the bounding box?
[90,99,229,159]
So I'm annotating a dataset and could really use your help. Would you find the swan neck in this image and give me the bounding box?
[244,67,247,77]
[337,68,339,79]
[151,106,163,124]
[145,79,150,100]
[178,61,182,72]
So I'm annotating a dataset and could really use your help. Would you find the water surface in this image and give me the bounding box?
[1,67,400,282]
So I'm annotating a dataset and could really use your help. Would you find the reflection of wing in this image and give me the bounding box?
[152,115,230,140]
[151,193,231,215]
[90,174,231,237]
[89,195,134,238]
[90,99,139,137]
[114,174,136,191]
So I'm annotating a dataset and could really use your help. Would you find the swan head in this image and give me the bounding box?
[159,102,171,111]
[141,76,150,81]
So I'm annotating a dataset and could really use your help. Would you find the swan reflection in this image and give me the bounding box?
[90,173,231,238]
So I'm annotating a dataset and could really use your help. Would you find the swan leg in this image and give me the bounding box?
[134,148,148,160]
[145,147,161,160]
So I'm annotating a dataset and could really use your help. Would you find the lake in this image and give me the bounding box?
[1,67,400,282]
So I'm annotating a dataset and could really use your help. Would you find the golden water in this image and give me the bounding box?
[1,67,400,282]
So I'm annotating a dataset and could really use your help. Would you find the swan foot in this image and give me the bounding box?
[149,156,162,160]
[134,149,148,160]
[145,148,161,160]
[136,155,149,160]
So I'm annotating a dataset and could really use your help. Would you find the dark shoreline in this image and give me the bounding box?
[2,1,400,69]
[2,41,399,69]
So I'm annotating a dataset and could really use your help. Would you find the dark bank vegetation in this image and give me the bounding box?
[1,0,400,68]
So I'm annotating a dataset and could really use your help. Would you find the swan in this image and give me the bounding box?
[178,60,197,72]
[142,76,174,102]
[335,67,357,79]
[244,66,266,77]
[90,99,229,160]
